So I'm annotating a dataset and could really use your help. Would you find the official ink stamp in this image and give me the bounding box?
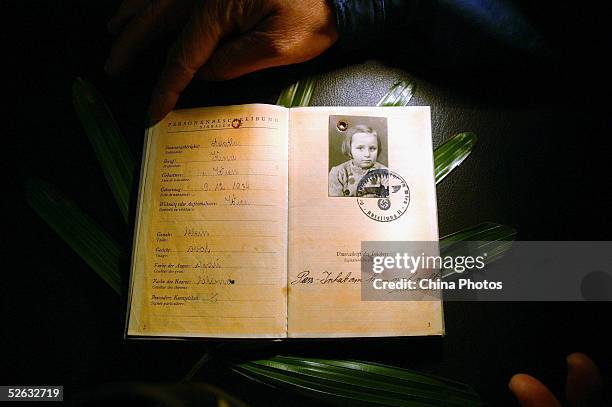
[356,169,410,222]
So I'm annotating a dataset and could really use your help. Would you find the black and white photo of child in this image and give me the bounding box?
[328,115,389,197]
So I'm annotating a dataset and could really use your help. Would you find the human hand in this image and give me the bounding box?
[106,0,338,123]
[509,353,607,406]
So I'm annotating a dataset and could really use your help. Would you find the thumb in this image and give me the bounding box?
[148,3,227,124]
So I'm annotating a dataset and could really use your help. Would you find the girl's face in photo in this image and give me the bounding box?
[351,132,378,169]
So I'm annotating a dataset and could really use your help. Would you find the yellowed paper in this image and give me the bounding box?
[127,104,443,339]
[127,104,288,338]
[287,106,443,337]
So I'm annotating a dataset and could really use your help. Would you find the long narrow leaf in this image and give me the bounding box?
[232,356,482,406]
[377,80,416,106]
[434,132,477,184]
[440,223,517,278]
[276,77,316,107]
[72,77,135,223]
[25,178,123,294]
[440,222,517,243]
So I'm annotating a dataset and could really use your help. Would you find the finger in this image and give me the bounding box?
[105,0,189,75]
[509,374,562,407]
[195,9,336,82]
[196,32,287,81]
[107,0,150,35]
[148,5,228,123]
[566,353,604,407]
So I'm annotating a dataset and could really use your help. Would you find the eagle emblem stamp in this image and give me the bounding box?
[356,169,410,222]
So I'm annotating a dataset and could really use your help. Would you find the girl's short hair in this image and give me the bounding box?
[341,124,381,158]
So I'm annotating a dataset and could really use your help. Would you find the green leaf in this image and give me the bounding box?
[440,223,517,278]
[434,132,477,184]
[232,356,483,406]
[276,78,316,107]
[72,77,135,223]
[377,80,416,106]
[440,222,517,243]
[25,178,123,295]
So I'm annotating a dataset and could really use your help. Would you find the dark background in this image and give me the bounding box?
[4,1,611,406]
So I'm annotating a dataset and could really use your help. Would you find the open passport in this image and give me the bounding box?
[125,104,443,339]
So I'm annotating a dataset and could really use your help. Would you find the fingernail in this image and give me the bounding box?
[566,352,589,371]
[508,374,519,391]
[148,89,177,126]
[146,107,158,127]
[147,94,162,126]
